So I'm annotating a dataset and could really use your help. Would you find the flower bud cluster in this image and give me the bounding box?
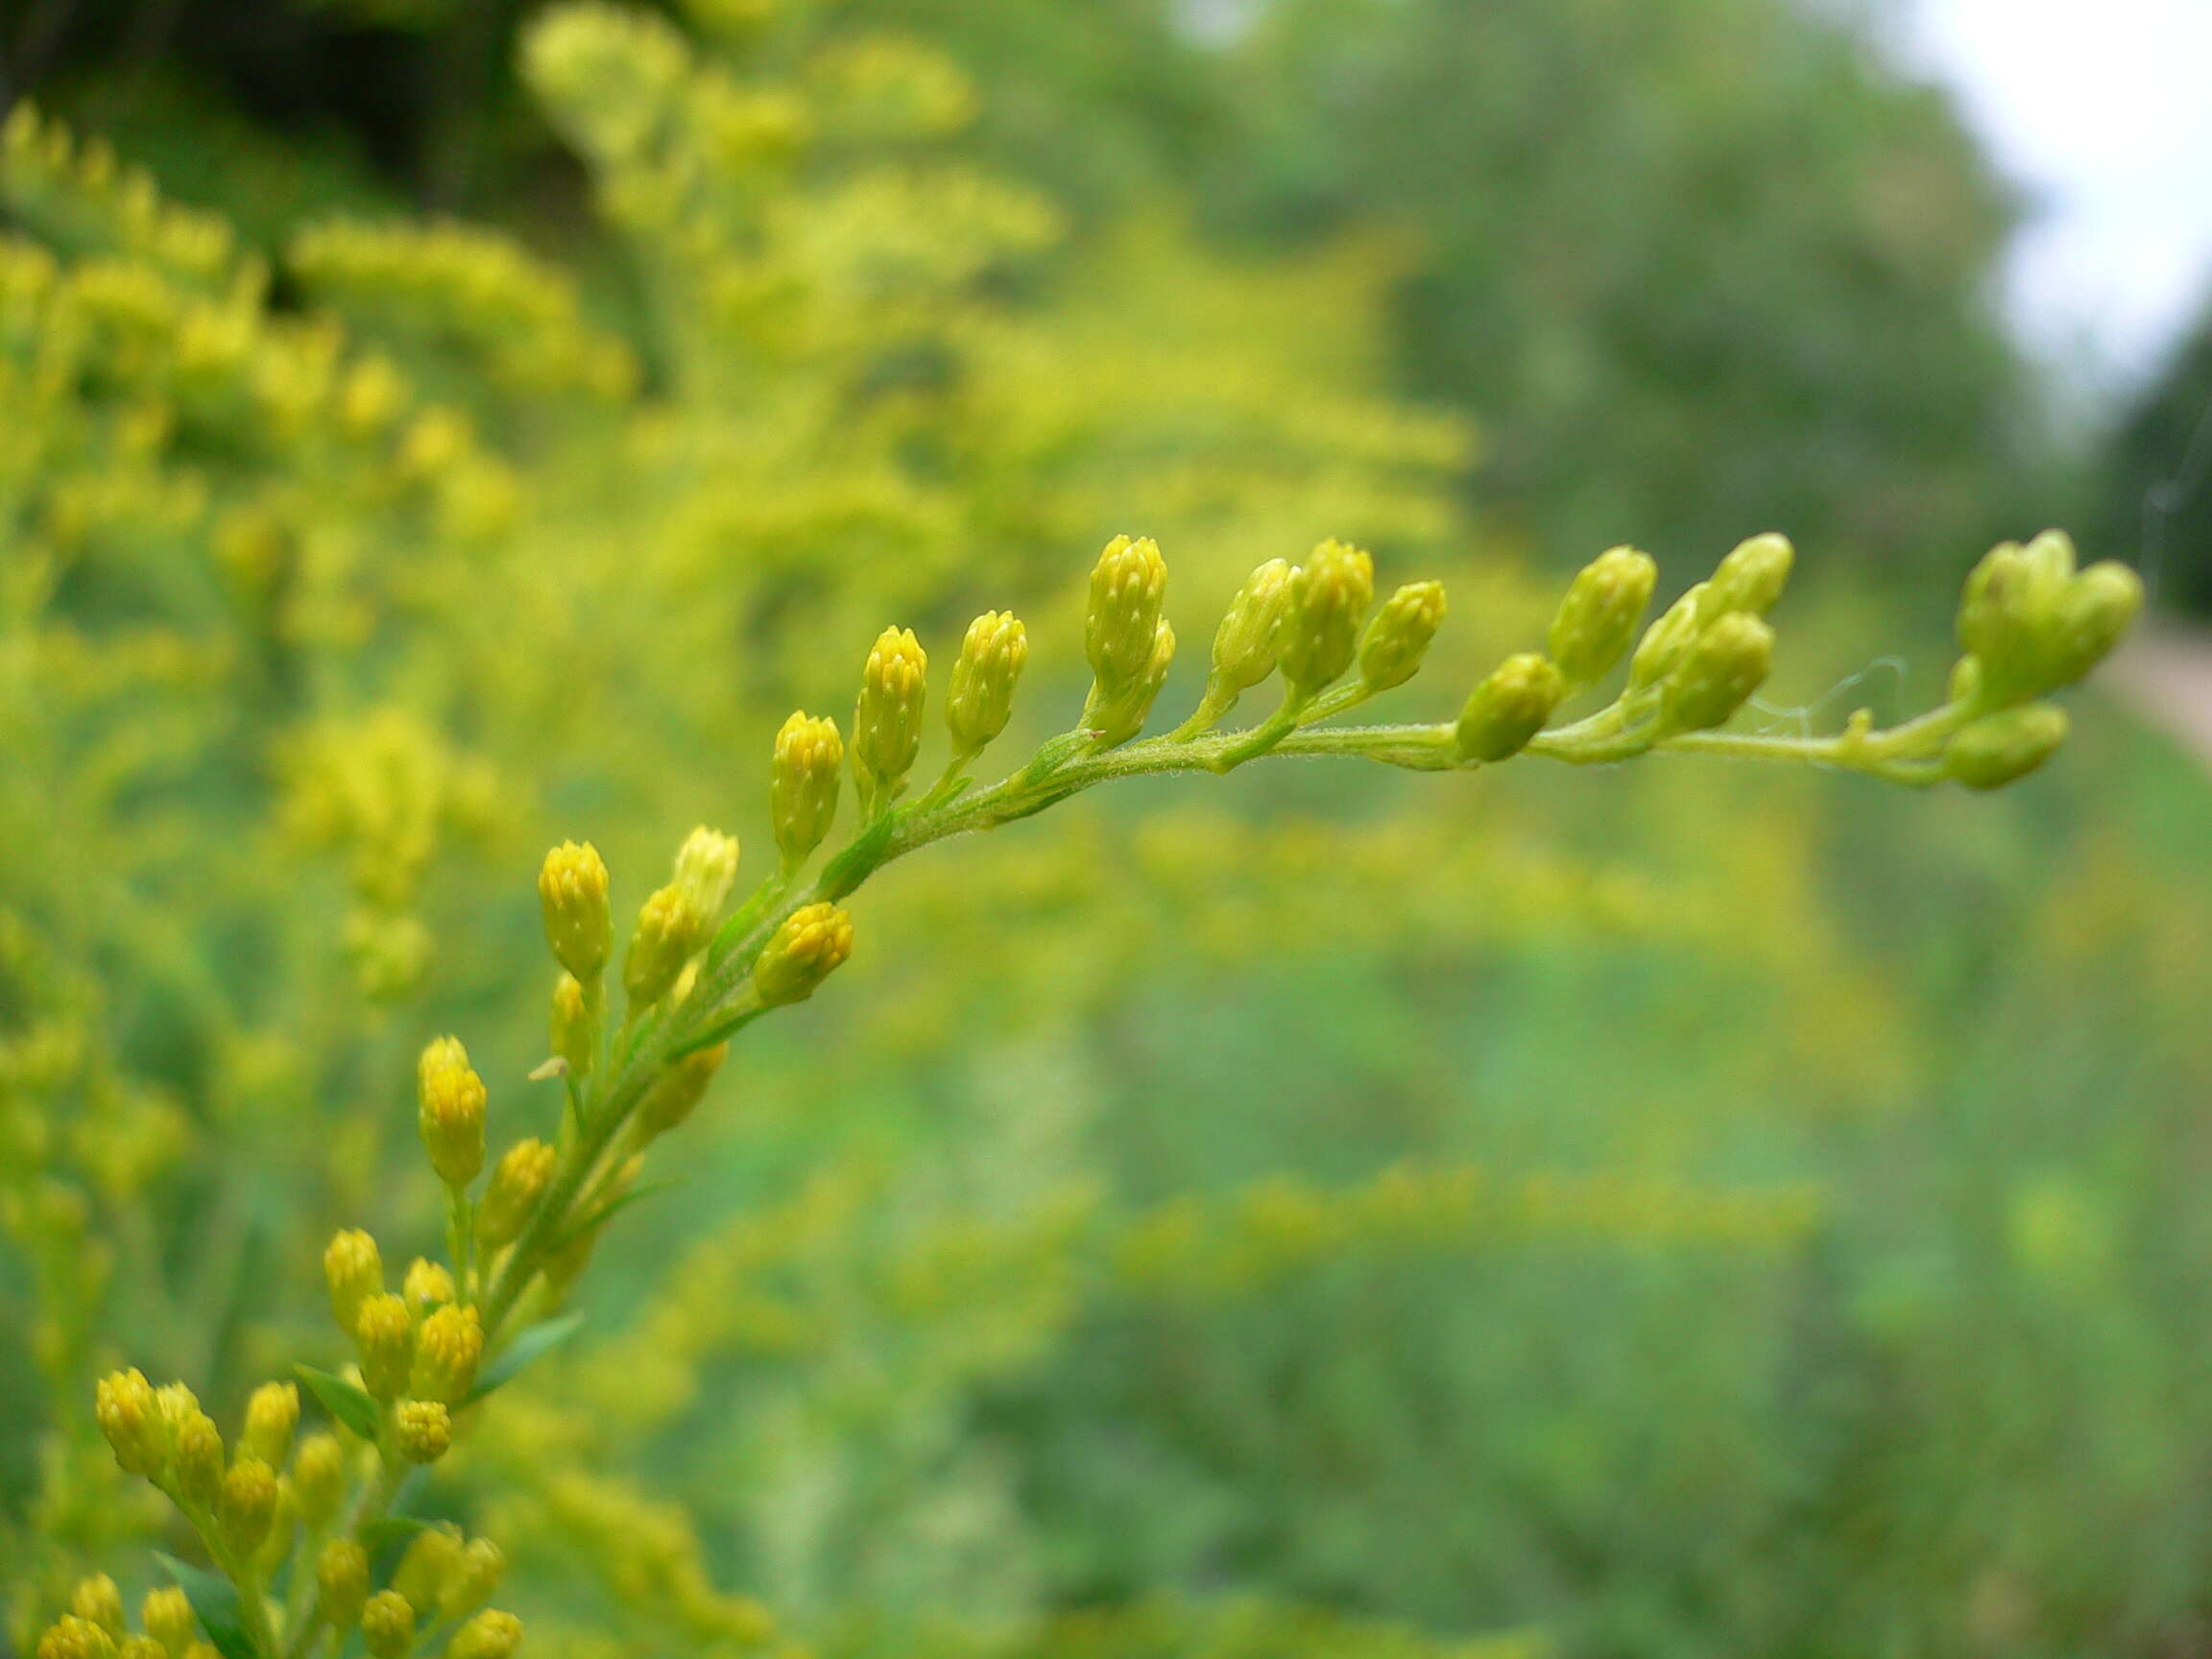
[1661,613,1775,734]
[479,1138,556,1249]
[1955,530,2141,708]
[36,1575,231,1659]
[1082,535,1175,744]
[537,840,611,982]
[1455,654,1564,762]
[1944,704,2070,791]
[322,1228,480,1437]
[947,610,1028,760]
[85,1368,359,1614]
[854,625,929,809]
[83,1234,524,1652]
[58,517,2145,1659]
[771,712,842,866]
[416,1036,487,1190]
[623,884,705,1009]
[754,902,854,1007]
[1279,539,1374,698]
[332,1526,523,1659]
[1358,581,1448,693]
[1190,557,1297,725]
[671,827,741,922]
[1548,545,1656,687]
[1615,534,1790,732]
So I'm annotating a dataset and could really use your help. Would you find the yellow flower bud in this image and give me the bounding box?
[537,841,611,983]
[416,1037,486,1190]
[947,610,1028,758]
[402,1258,456,1316]
[119,1638,163,1659]
[1700,532,1793,620]
[394,1400,452,1464]
[354,1293,415,1401]
[361,1590,414,1659]
[2017,523,2078,585]
[753,902,854,1007]
[550,972,595,1080]
[477,1139,556,1250]
[1958,532,2138,704]
[393,1528,463,1613]
[241,1381,299,1469]
[70,1575,124,1638]
[441,1540,505,1621]
[623,884,704,1009]
[1945,703,2069,790]
[410,1304,484,1404]
[1957,540,2028,667]
[1279,540,1374,696]
[292,1431,346,1529]
[771,712,843,866]
[445,1610,523,1659]
[182,1646,219,1659]
[1661,613,1773,733]
[1087,617,1175,747]
[1454,653,1565,762]
[216,1456,278,1558]
[143,1586,195,1656]
[35,1616,114,1659]
[638,1044,728,1137]
[164,1395,224,1510]
[672,826,741,920]
[853,626,929,809]
[94,1368,164,1477]
[2042,560,2141,690]
[1628,584,1707,690]
[1549,545,1656,686]
[1085,534,1168,688]
[317,1538,371,1630]
[1208,558,1295,699]
[324,1230,384,1337]
[1358,580,1448,693]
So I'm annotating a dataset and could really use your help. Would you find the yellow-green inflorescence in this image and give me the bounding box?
[771,712,844,868]
[947,610,1030,765]
[65,524,2136,1659]
[854,626,930,814]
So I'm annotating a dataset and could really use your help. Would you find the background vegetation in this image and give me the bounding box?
[4,1,2210,1656]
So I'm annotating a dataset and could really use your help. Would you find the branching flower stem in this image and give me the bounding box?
[475,675,1980,1343]
[70,528,2143,1659]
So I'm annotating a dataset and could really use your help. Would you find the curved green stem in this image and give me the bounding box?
[477,675,1981,1343]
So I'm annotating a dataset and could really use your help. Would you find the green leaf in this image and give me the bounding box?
[294,1364,382,1441]
[156,1552,258,1659]
[565,1178,683,1243]
[358,1515,429,1554]
[462,1311,586,1406]
[359,1512,435,1581]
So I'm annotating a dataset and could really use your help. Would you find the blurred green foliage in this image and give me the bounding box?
[13,0,2060,569]
[3,2,2208,1658]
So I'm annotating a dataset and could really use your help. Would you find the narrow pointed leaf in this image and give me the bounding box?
[357,1516,427,1555]
[294,1364,382,1441]
[156,1552,257,1659]
[461,1311,586,1406]
[560,1179,683,1247]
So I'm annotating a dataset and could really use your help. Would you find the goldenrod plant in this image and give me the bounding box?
[34,516,2133,1659]
[0,1,2165,1653]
